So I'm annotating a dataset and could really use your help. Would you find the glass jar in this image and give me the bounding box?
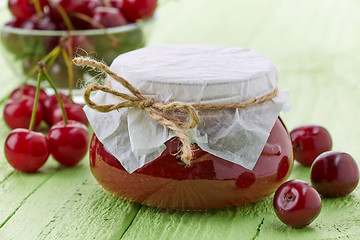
[89,117,293,210]
[83,44,293,210]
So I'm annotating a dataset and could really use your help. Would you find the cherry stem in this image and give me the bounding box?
[61,48,73,99]
[38,62,68,125]
[285,193,294,202]
[46,47,61,72]
[25,46,62,82]
[28,69,42,131]
[32,0,43,18]
[51,1,74,30]
[102,0,111,7]
[25,36,71,82]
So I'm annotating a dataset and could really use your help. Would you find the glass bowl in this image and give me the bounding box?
[0,13,154,98]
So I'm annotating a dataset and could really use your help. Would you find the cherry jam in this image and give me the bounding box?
[89,118,293,210]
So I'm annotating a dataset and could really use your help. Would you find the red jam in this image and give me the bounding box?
[89,118,293,210]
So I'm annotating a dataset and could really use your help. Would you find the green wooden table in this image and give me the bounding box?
[1,0,360,239]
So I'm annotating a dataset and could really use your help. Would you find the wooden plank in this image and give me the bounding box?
[120,195,360,240]
[0,161,141,240]
[0,71,140,239]
[0,104,17,183]
[0,4,21,101]
[0,3,142,240]
[119,0,360,239]
[0,0,360,239]
[0,53,21,103]
[0,107,141,239]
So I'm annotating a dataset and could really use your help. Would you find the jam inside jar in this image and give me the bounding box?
[89,118,293,210]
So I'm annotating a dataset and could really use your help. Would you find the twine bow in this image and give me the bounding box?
[73,57,278,165]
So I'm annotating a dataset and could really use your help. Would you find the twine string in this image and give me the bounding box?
[73,57,278,165]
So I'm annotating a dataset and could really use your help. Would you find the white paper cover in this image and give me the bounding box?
[84,45,291,173]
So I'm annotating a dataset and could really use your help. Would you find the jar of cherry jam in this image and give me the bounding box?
[84,45,293,210]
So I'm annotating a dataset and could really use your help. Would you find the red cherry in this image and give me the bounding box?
[311,151,359,197]
[273,180,322,228]
[73,0,102,16]
[72,0,102,29]
[91,7,127,28]
[50,103,88,126]
[4,96,43,130]
[4,128,49,173]
[290,124,332,166]
[5,17,23,28]
[48,120,89,166]
[51,0,83,13]
[121,0,157,22]
[8,0,37,20]
[47,0,83,23]
[69,35,94,54]
[10,84,48,104]
[48,0,83,16]
[43,94,73,126]
[20,14,57,30]
[109,0,123,9]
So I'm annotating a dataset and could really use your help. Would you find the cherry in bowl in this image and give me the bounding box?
[2,1,156,91]
[8,0,46,21]
[120,0,158,23]
[273,180,322,228]
[290,124,332,167]
[311,151,359,197]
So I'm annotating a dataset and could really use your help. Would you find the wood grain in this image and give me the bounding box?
[1,0,360,239]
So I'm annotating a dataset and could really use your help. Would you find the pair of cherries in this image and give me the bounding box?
[4,83,89,173]
[5,120,89,172]
[273,124,359,228]
[4,84,87,130]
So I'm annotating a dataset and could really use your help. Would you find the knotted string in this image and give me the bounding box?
[73,57,278,165]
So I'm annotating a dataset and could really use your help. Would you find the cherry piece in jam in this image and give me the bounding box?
[311,151,359,197]
[273,180,322,228]
[290,124,332,167]
[89,118,293,210]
